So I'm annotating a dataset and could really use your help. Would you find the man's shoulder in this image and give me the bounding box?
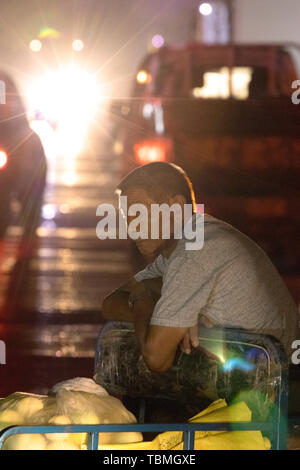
[203,213,240,236]
[202,214,261,252]
[172,213,263,266]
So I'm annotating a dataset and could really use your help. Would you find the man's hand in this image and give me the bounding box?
[180,315,215,355]
[180,325,199,355]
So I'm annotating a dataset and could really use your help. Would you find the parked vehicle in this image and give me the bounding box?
[110,44,300,290]
[0,73,46,241]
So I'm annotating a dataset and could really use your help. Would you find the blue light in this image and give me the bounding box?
[222,357,255,372]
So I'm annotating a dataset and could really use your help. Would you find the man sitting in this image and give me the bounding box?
[102,162,298,376]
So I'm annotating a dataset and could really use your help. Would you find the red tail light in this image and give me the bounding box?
[0,150,8,170]
[134,138,173,165]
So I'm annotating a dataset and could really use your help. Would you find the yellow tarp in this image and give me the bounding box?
[98,399,271,450]
[172,431,271,451]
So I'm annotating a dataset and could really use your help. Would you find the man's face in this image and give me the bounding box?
[121,188,183,260]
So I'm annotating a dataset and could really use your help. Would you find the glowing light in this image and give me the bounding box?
[72,39,84,52]
[29,39,42,52]
[136,145,164,164]
[27,65,100,158]
[222,358,255,372]
[0,150,8,169]
[134,138,172,165]
[192,67,252,99]
[152,34,165,49]
[199,2,213,16]
[113,141,124,155]
[42,204,57,220]
[136,70,152,85]
[61,172,77,186]
[39,27,60,39]
[29,120,57,160]
[143,103,153,119]
[231,67,252,99]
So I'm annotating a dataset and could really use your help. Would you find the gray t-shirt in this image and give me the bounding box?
[134,214,299,360]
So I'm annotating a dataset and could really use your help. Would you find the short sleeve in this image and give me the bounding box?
[150,251,214,328]
[134,255,166,282]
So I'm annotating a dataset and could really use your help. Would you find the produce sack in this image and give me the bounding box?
[0,378,142,450]
[54,388,143,446]
[0,392,55,430]
[0,392,56,450]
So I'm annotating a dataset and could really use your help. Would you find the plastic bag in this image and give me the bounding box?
[0,379,142,450]
[49,377,108,397]
[0,392,56,450]
[0,392,53,430]
[55,388,143,446]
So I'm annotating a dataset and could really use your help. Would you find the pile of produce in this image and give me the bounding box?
[0,378,272,451]
[0,378,142,450]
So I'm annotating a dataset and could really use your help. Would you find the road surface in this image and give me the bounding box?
[0,136,135,395]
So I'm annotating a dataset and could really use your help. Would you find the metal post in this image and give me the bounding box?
[183,430,195,450]
[87,431,99,450]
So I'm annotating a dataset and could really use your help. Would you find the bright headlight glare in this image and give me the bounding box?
[27,65,100,157]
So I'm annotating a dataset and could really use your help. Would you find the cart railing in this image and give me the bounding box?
[0,421,274,451]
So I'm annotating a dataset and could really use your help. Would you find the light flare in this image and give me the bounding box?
[136,70,152,84]
[134,138,172,165]
[27,65,100,158]
[72,39,84,52]
[39,27,60,39]
[199,2,213,16]
[29,39,42,52]
[0,150,8,169]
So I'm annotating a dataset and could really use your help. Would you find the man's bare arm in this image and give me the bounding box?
[136,314,187,372]
[103,276,188,372]
[131,293,187,372]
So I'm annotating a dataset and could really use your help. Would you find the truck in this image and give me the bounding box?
[110,44,300,300]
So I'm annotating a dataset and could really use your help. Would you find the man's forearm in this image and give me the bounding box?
[131,281,161,349]
[133,297,154,349]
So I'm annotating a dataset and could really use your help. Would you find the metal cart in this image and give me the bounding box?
[0,327,289,450]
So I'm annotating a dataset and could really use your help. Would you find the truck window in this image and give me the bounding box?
[191,66,254,100]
